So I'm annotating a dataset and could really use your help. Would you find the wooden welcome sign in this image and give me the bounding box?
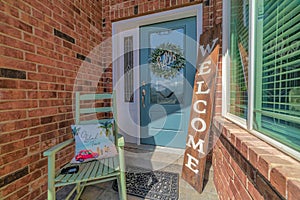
[182,24,221,193]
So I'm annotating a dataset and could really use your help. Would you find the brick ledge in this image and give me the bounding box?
[212,116,300,199]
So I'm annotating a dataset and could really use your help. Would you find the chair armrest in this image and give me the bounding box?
[43,138,74,157]
[117,134,125,147]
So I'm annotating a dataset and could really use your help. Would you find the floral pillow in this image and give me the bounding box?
[70,120,117,163]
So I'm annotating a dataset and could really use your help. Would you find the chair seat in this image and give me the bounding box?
[55,156,120,186]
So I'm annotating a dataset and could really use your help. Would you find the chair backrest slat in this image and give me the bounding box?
[80,107,113,114]
[78,119,112,125]
[75,92,114,125]
[79,93,113,101]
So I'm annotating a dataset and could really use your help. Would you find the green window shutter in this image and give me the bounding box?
[254,0,300,152]
[229,0,249,119]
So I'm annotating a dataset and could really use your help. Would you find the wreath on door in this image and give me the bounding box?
[149,43,185,79]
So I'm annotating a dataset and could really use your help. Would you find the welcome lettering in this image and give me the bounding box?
[182,23,221,193]
[184,39,218,173]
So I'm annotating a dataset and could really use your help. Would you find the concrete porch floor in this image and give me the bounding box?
[56,143,218,200]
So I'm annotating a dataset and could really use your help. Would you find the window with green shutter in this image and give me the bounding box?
[229,0,249,119]
[253,0,300,151]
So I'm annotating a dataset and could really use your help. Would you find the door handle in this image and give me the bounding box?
[141,89,146,108]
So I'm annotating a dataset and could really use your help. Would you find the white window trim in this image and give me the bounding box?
[222,0,300,160]
[247,0,255,131]
[222,0,232,121]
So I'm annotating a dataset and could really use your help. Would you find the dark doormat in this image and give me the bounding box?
[112,168,179,200]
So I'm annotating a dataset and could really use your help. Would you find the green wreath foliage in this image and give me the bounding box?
[149,43,185,79]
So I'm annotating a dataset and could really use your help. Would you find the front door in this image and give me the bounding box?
[140,17,197,148]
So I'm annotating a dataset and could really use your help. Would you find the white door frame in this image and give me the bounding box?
[112,4,203,145]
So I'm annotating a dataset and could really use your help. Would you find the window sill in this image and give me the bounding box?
[213,116,300,199]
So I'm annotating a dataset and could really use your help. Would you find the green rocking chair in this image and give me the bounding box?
[43,92,127,200]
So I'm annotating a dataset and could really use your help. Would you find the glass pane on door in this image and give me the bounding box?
[149,28,185,104]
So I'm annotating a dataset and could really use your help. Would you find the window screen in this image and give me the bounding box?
[254,0,300,151]
[229,0,249,119]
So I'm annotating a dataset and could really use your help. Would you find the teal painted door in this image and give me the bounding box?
[140,17,197,148]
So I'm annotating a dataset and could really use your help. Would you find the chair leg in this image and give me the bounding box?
[119,172,127,200]
[48,183,56,200]
[118,146,127,200]
[48,155,56,200]
[74,183,85,200]
[117,177,121,197]
[76,183,81,194]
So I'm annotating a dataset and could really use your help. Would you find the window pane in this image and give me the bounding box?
[229,0,249,119]
[254,0,300,151]
[124,36,134,102]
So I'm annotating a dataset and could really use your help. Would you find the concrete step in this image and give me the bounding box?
[123,143,214,179]
[124,143,185,171]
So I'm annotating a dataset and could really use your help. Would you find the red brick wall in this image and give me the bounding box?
[213,117,300,200]
[0,0,223,199]
[0,0,103,199]
[213,134,266,200]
